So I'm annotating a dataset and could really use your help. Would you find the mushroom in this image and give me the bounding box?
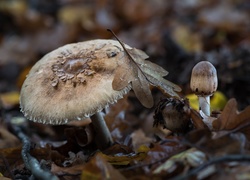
[20,40,133,150]
[190,61,218,116]
[20,39,180,150]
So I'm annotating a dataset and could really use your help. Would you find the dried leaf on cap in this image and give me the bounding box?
[110,30,181,108]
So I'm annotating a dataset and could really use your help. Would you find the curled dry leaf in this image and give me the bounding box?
[64,126,94,147]
[109,30,181,108]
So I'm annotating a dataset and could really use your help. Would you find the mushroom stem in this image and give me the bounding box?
[91,112,113,150]
[198,96,210,116]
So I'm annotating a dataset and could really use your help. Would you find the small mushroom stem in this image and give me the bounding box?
[198,96,210,116]
[91,112,113,150]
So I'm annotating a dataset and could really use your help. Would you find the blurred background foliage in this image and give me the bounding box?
[0,0,249,111]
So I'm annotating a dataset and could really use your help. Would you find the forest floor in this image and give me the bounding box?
[0,0,250,179]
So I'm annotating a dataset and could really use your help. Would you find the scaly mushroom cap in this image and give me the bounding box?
[20,40,132,124]
[190,61,218,96]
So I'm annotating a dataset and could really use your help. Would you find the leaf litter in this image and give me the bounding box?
[1,0,250,179]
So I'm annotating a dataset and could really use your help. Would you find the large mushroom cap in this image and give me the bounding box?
[20,39,132,125]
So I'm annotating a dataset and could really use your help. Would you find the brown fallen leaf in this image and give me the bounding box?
[108,29,181,108]
[100,145,149,166]
[64,126,94,147]
[0,127,20,148]
[130,129,153,150]
[190,109,208,129]
[112,46,154,108]
[142,137,186,169]
[48,125,95,158]
[81,153,126,180]
[184,129,246,156]
[212,98,250,130]
[51,163,85,176]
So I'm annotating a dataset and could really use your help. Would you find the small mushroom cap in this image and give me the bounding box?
[20,39,132,125]
[190,61,218,96]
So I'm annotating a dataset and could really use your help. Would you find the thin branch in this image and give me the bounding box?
[12,124,58,180]
[171,154,250,180]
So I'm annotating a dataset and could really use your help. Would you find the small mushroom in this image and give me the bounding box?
[20,39,133,150]
[190,61,218,116]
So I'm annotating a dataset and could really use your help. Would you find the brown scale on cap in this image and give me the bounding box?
[20,40,132,124]
[50,50,96,87]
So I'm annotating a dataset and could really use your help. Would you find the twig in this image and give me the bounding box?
[12,124,58,180]
[171,154,250,180]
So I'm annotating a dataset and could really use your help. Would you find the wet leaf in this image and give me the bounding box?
[64,126,94,147]
[103,144,133,155]
[0,127,20,148]
[184,129,246,156]
[81,153,126,180]
[100,145,149,166]
[141,137,186,169]
[212,98,250,130]
[130,129,153,150]
[153,148,206,175]
[51,163,85,176]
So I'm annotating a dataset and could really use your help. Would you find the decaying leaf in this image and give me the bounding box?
[109,29,181,108]
[212,98,250,130]
[51,163,85,176]
[153,148,207,175]
[190,109,208,129]
[112,51,136,91]
[112,49,154,108]
[184,129,246,156]
[81,153,126,180]
[100,145,149,166]
[132,70,154,108]
[130,129,153,150]
[0,127,20,148]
